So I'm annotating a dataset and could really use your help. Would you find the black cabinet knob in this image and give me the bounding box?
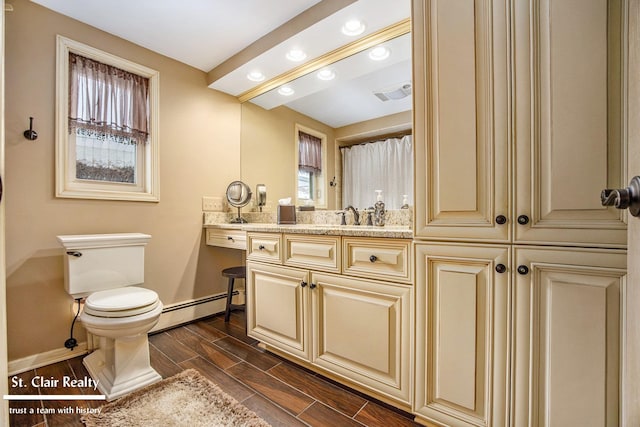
[258,245,265,250]
[517,215,530,225]
[495,264,507,274]
[517,265,529,275]
[495,215,507,225]
[300,281,307,288]
[369,255,378,263]
[309,283,317,289]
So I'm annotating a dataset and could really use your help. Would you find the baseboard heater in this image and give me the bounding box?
[150,291,240,333]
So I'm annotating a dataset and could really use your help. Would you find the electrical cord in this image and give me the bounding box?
[64,298,82,350]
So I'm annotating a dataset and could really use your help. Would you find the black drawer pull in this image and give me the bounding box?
[258,245,265,250]
[517,265,529,275]
[495,264,506,274]
[369,255,378,263]
[495,215,507,225]
[517,215,530,225]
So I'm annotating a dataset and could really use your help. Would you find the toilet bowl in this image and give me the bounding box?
[57,233,163,401]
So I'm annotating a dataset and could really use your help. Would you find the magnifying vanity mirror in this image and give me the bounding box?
[240,15,413,211]
[226,180,252,223]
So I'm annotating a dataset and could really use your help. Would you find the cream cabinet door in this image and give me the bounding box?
[414,243,509,427]
[413,0,510,242]
[310,272,413,405]
[512,0,627,247]
[512,247,626,427]
[246,262,310,360]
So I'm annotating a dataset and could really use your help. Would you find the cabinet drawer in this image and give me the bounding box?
[284,234,340,273]
[205,228,246,250]
[342,238,412,283]
[247,232,282,264]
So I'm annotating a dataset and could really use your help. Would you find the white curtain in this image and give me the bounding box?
[341,135,413,210]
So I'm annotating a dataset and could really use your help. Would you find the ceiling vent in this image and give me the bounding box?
[373,82,412,101]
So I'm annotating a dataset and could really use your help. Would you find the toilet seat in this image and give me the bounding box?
[84,287,160,318]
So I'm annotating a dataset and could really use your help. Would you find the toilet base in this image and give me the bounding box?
[83,333,161,401]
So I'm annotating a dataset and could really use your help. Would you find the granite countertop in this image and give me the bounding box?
[203,223,413,239]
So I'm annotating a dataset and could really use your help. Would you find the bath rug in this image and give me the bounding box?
[81,368,271,427]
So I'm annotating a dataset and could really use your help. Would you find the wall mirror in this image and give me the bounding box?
[240,20,413,211]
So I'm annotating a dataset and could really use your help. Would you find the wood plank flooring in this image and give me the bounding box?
[8,311,420,427]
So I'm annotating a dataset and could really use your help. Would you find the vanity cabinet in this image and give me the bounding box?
[413,0,627,248]
[246,232,413,407]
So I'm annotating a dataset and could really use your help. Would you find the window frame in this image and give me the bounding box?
[294,124,327,208]
[55,35,160,202]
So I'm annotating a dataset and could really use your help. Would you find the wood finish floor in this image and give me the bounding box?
[8,311,420,427]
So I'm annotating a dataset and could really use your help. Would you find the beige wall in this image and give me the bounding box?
[5,0,243,360]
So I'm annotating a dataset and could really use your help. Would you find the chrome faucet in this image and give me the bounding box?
[344,205,360,225]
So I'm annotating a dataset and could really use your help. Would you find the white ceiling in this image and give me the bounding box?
[31,0,323,72]
[31,0,412,128]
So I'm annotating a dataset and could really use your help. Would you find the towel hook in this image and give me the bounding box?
[23,116,37,141]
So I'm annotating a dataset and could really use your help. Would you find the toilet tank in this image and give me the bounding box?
[56,233,151,298]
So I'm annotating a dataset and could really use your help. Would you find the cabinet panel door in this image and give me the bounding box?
[413,0,510,242]
[310,272,413,405]
[513,0,627,247]
[512,247,626,427]
[246,262,310,360]
[414,243,509,427]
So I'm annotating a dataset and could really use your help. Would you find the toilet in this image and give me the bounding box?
[57,233,163,401]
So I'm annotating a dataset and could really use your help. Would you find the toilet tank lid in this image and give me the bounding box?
[56,233,151,249]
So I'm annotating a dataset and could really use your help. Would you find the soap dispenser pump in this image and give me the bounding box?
[374,190,386,227]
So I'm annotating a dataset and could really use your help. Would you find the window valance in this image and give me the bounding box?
[68,53,149,145]
[298,131,322,172]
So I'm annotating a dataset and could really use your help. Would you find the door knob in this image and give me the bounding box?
[601,176,640,217]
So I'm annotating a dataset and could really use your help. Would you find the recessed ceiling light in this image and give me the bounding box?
[278,86,295,96]
[316,68,336,81]
[286,49,307,62]
[342,19,365,36]
[368,46,390,61]
[246,71,265,82]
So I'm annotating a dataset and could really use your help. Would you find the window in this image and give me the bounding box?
[295,125,327,208]
[56,36,160,201]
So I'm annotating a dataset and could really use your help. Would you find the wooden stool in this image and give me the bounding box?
[222,266,246,322]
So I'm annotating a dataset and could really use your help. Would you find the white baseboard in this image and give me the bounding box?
[8,292,231,376]
[8,342,89,376]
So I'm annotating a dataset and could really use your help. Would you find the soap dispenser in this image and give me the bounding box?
[374,190,386,227]
[401,194,409,209]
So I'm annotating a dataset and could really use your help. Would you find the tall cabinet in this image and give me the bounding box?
[412,0,628,426]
